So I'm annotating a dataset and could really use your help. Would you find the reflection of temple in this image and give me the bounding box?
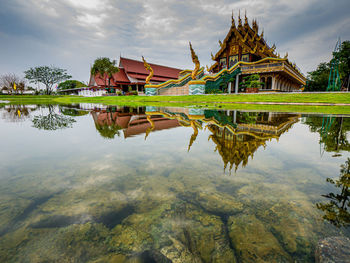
[90,107,180,139]
[86,105,299,172]
[207,112,299,172]
[146,108,299,172]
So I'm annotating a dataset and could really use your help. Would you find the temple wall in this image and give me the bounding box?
[158,83,189,96]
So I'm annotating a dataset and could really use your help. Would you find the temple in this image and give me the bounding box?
[144,12,306,95]
[208,12,306,92]
[56,57,183,96]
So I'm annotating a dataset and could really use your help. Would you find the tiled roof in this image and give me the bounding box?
[92,57,182,87]
[94,68,130,86]
[120,57,182,79]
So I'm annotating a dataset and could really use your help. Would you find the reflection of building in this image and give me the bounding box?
[91,107,180,139]
[146,108,299,172]
[207,112,299,172]
[83,105,300,171]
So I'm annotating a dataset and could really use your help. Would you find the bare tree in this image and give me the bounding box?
[0,73,26,94]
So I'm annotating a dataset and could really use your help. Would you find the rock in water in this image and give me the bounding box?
[315,236,350,263]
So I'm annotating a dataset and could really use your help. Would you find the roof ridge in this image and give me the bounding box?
[120,56,182,71]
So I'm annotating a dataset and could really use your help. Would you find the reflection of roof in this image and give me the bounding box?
[92,110,180,138]
[124,118,180,138]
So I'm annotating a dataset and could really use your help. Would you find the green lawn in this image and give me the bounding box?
[1,93,350,115]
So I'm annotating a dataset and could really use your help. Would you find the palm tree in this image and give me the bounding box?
[91,57,119,93]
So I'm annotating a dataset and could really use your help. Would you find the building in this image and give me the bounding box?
[88,57,183,94]
[208,13,306,92]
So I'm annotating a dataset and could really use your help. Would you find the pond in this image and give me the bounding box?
[0,103,349,262]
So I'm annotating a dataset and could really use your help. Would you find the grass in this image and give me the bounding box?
[1,93,350,115]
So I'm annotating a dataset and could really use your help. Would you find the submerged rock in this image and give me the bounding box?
[228,214,292,263]
[315,236,350,263]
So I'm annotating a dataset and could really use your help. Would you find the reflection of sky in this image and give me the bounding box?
[0,107,349,199]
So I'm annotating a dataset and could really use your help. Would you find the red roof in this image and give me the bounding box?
[91,57,182,87]
[120,57,182,80]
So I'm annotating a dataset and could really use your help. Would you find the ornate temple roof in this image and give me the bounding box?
[212,12,278,61]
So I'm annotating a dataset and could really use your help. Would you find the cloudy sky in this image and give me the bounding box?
[1,0,349,83]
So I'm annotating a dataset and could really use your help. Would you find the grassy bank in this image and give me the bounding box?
[1,93,350,115]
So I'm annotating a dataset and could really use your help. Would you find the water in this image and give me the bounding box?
[0,103,349,262]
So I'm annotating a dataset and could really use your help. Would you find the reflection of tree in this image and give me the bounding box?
[59,107,89,117]
[304,116,350,153]
[317,158,350,228]
[32,105,76,130]
[91,111,122,139]
[2,105,34,122]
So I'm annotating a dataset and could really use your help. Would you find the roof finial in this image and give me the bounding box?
[238,10,242,27]
[244,10,248,26]
[231,10,235,27]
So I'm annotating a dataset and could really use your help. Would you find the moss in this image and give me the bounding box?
[228,214,292,263]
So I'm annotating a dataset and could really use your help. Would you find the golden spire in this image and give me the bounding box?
[231,11,235,28]
[238,10,242,27]
[244,10,249,27]
[189,42,200,80]
[142,56,154,84]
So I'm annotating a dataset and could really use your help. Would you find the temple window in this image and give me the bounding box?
[242,54,250,62]
[229,55,238,68]
[220,58,227,69]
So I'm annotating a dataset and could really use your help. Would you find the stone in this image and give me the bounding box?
[315,236,350,263]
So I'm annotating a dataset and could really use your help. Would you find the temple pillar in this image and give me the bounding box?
[235,74,240,94]
[272,76,276,90]
[228,82,232,93]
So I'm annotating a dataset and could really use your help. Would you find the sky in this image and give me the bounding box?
[0,0,349,83]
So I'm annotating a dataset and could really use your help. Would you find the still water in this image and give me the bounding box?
[0,104,349,262]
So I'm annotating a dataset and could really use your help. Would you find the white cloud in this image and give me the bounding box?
[0,0,349,81]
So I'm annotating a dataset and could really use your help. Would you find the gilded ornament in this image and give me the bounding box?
[142,56,154,84]
[189,42,200,80]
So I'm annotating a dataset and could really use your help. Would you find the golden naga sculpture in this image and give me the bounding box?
[188,120,200,152]
[206,65,210,72]
[145,115,155,140]
[189,42,200,80]
[142,56,154,84]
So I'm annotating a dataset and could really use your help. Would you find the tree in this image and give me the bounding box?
[305,63,330,91]
[24,66,72,95]
[91,57,119,93]
[58,80,86,90]
[0,73,26,95]
[305,40,350,91]
[336,41,350,89]
[239,74,264,92]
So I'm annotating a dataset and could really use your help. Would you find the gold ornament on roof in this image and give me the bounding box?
[284,52,288,59]
[219,40,223,48]
[189,42,200,80]
[211,52,215,61]
[142,56,153,84]
[231,12,235,27]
